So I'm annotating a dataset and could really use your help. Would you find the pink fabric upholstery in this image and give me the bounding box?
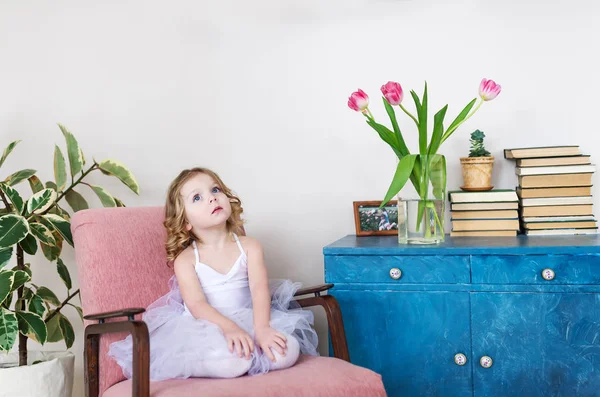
[72,206,386,397]
[103,356,386,397]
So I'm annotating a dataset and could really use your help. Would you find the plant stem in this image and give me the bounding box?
[16,245,27,366]
[399,104,419,126]
[40,164,97,216]
[44,289,80,324]
[0,189,11,212]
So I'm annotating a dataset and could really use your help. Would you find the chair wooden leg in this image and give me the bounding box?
[84,321,150,397]
[296,295,350,362]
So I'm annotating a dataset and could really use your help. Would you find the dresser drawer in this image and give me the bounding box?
[471,254,600,284]
[325,255,470,284]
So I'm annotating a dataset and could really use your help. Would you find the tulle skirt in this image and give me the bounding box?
[108,276,319,381]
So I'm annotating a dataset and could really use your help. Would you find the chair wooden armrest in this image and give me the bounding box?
[293,283,350,362]
[294,283,333,297]
[84,309,150,397]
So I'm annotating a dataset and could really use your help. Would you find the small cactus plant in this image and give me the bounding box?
[468,129,491,157]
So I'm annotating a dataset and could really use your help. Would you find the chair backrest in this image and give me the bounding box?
[72,206,173,395]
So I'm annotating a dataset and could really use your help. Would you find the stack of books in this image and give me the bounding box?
[449,190,520,236]
[504,145,598,236]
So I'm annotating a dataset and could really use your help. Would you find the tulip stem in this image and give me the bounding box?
[399,104,419,127]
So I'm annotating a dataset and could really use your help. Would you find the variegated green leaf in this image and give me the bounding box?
[0,270,15,306]
[26,189,57,215]
[3,290,13,309]
[0,183,24,214]
[0,307,18,351]
[56,258,72,290]
[54,145,67,191]
[65,189,88,212]
[0,140,21,169]
[45,313,62,343]
[42,214,72,246]
[89,185,116,207]
[5,169,37,187]
[28,175,44,194]
[16,311,47,345]
[72,305,83,322]
[36,286,60,306]
[98,159,139,195]
[28,294,46,318]
[58,124,83,177]
[45,181,58,191]
[0,214,29,248]
[19,234,38,255]
[10,270,30,292]
[0,247,11,270]
[30,222,56,246]
[58,313,74,348]
[114,197,126,207]
[40,229,62,262]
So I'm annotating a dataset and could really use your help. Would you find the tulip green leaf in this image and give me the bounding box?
[0,214,29,249]
[0,307,18,351]
[16,311,47,345]
[0,140,21,169]
[441,98,477,143]
[380,154,417,208]
[428,105,448,155]
[98,160,140,195]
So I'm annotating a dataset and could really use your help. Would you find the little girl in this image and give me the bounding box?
[109,167,318,380]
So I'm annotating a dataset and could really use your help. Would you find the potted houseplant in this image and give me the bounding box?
[0,124,139,397]
[348,78,501,244]
[460,129,494,191]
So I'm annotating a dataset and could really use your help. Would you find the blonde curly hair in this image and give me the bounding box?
[164,167,245,262]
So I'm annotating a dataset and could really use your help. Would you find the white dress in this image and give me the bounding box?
[108,233,319,381]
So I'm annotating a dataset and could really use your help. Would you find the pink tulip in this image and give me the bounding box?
[479,78,501,101]
[380,81,404,105]
[348,89,369,112]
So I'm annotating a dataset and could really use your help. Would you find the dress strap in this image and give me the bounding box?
[191,240,200,264]
[232,233,244,255]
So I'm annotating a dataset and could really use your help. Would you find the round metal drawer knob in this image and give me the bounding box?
[389,268,402,280]
[542,268,555,281]
[480,356,493,368]
[454,353,467,366]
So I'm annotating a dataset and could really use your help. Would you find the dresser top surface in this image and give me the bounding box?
[323,234,600,255]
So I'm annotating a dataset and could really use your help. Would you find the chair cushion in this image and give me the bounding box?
[103,355,387,397]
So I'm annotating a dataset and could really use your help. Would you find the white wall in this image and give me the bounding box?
[1,1,599,395]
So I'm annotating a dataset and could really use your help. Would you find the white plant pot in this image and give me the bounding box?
[0,351,75,397]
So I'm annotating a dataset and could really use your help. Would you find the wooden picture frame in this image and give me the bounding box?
[353,200,399,236]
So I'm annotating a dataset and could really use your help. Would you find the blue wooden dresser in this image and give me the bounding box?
[323,235,600,397]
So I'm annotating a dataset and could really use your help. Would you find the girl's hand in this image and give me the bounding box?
[223,324,254,360]
[255,326,287,362]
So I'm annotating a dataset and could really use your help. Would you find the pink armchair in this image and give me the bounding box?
[72,207,386,397]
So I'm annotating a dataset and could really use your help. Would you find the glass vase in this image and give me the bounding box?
[396,154,446,244]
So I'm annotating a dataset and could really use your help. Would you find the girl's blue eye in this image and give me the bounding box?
[193,194,201,202]
[212,187,221,193]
